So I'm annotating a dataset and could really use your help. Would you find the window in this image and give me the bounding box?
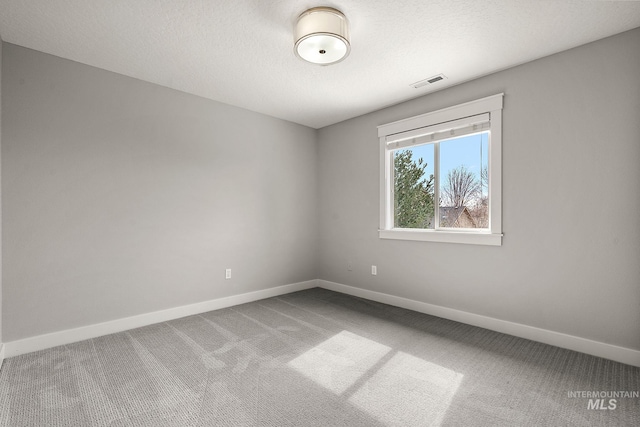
[378,94,503,246]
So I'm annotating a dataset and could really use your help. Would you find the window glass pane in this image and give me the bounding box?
[394,144,435,229]
[439,132,489,229]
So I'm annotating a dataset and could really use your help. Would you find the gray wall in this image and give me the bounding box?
[0,37,3,347]
[2,44,318,342]
[318,28,640,351]
[2,28,639,352]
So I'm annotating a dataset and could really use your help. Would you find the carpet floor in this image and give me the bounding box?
[0,288,638,426]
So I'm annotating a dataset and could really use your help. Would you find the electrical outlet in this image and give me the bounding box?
[225,269,231,279]
[371,265,377,275]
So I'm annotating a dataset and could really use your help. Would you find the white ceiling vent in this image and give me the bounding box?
[410,74,447,89]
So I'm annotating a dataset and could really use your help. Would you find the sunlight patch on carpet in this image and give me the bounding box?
[287,330,391,394]
[349,351,463,426]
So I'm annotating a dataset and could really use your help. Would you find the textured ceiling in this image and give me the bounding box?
[1,1,639,129]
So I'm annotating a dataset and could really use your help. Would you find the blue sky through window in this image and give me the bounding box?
[398,132,488,196]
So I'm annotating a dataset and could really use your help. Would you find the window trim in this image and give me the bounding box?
[378,94,503,246]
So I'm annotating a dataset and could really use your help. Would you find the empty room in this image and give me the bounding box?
[0,1,639,426]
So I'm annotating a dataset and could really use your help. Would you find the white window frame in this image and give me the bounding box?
[378,94,503,246]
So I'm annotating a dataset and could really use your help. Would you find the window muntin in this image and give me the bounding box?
[378,94,503,246]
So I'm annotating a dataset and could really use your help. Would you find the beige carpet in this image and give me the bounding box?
[0,288,638,426]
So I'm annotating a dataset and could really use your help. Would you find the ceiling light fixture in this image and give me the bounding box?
[294,7,350,65]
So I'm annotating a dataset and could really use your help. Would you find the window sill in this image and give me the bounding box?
[379,229,502,246]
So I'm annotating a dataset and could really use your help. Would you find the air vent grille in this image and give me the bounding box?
[410,74,447,89]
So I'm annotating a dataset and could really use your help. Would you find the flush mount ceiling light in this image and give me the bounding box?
[294,7,350,65]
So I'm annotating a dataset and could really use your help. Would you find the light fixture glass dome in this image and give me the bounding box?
[294,7,350,65]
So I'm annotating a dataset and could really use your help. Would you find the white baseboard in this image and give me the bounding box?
[4,280,318,358]
[5,278,639,368]
[318,279,640,368]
